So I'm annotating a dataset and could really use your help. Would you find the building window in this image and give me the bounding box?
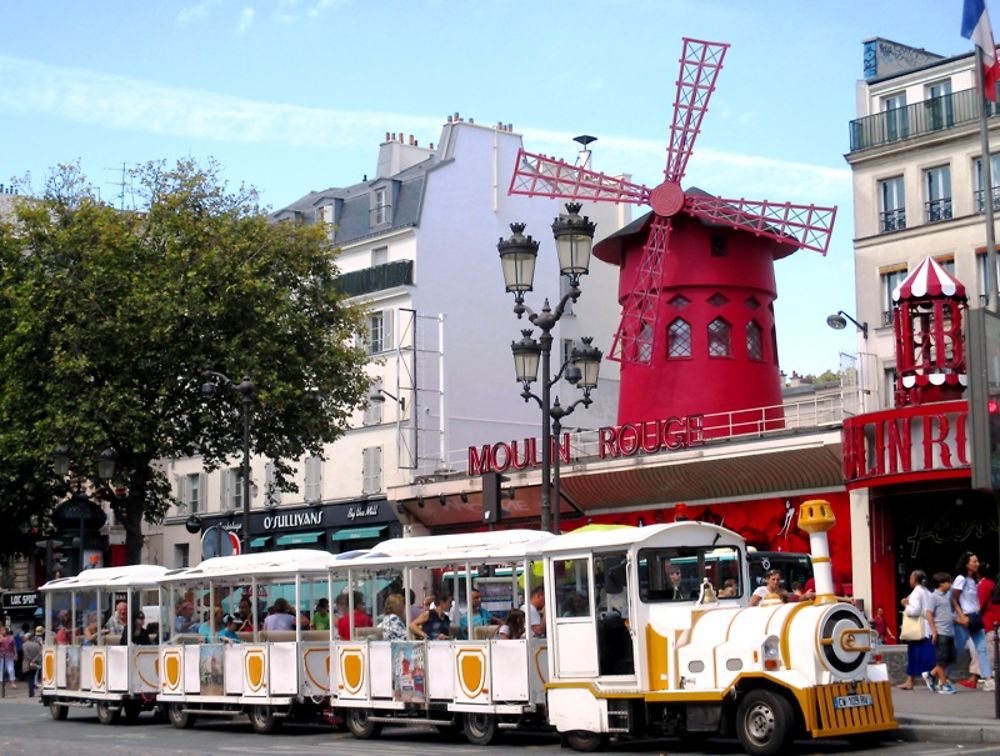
[879,176,905,232]
[880,266,908,326]
[974,155,1000,213]
[708,292,729,307]
[174,544,189,569]
[637,322,653,363]
[710,235,727,257]
[372,188,390,226]
[882,92,909,141]
[362,447,382,494]
[925,79,954,130]
[220,467,243,513]
[883,366,898,409]
[371,246,388,266]
[304,456,323,503]
[707,317,731,358]
[667,318,691,358]
[978,251,1000,306]
[924,165,952,222]
[367,310,393,354]
[935,256,955,275]
[177,472,205,514]
[746,320,764,361]
[264,461,282,507]
[364,379,384,425]
[668,294,690,309]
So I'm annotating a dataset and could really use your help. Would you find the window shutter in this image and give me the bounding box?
[176,475,189,513]
[197,472,207,513]
[220,470,230,511]
[383,309,394,351]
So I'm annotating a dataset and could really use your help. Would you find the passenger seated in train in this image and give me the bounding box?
[410,591,452,640]
[199,607,225,641]
[336,591,372,639]
[103,601,128,635]
[263,598,295,631]
[235,597,255,632]
[750,568,788,606]
[173,600,198,633]
[718,577,738,597]
[380,593,407,641]
[311,598,331,631]
[458,589,500,639]
[497,608,526,639]
[218,614,241,644]
[521,586,546,637]
[121,612,152,645]
[81,614,99,645]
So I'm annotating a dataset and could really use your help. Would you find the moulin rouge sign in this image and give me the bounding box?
[468,414,705,475]
[842,400,970,488]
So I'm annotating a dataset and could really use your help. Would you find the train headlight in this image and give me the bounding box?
[761,635,781,671]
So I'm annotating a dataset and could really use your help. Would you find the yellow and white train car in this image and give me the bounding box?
[155,548,345,732]
[539,499,896,755]
[39,564,168,723]
[328,528,553,745]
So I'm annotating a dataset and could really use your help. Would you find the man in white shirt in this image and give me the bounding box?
[520,586,545,638]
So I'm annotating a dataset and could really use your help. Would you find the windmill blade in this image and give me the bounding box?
[685,194,837,255]
[609,216,672,364]
[664,38,729,185]
[509,148,651,205]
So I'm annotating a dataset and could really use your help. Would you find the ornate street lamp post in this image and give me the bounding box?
[499,203,600,533]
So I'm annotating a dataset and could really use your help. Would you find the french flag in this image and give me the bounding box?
[963,0,1000,102]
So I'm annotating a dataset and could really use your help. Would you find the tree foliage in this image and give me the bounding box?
[0,160,369,563]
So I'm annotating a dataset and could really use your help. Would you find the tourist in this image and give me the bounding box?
[898,569,934,690]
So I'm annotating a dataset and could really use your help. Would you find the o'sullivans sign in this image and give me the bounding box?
[468,414,705,475]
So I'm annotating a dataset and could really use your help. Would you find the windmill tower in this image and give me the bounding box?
[510,38,837,428]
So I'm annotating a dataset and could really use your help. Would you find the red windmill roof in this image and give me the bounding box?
[891,257,967,302]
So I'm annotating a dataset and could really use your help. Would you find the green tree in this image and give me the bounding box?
[0,160,369,564]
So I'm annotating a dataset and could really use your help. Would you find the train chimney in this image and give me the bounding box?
[797,499,837,604]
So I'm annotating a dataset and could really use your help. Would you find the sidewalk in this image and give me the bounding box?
[0,680,42,705]
[892,681,1000,744]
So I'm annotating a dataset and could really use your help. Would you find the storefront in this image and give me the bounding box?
[198,498,402,556]
[2,590,40,628]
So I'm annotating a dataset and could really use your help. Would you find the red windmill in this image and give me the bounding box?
[510,38,837,429]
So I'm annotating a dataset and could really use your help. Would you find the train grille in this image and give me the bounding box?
[811,681,896,737]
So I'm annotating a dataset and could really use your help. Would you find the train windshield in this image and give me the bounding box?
[637,545,742,602]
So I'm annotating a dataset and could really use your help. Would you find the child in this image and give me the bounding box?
[219,614,241,644]
[873,607,895,645]
[926,572,957,694]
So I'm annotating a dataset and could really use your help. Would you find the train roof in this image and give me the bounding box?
[39,564,170,592]
[340,529,551,569]
[159,548,345,584]
[537,521,746,554]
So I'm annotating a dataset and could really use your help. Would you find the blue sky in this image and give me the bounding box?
[0,1,984,376]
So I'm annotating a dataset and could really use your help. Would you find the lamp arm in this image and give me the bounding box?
[837,311,869,339]
[202,369,234,386]
[551,286,580,320]
[551,392,592,422]
[520,386,543,409]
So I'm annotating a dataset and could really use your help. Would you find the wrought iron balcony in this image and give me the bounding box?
[925,198,953,223]
[880,208,906,233]
[975,186,1000,213]
[335,259,413,297]
[849,86,1000,152]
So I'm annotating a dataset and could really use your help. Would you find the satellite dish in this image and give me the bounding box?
[201,525,235,560]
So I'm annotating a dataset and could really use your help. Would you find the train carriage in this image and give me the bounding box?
[154,548,345,732]
[38,564,169,723]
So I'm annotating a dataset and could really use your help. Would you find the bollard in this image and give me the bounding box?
[994,621,999,719]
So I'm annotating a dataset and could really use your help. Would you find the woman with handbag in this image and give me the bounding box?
[898,569,935,690]
[952,551,994,691]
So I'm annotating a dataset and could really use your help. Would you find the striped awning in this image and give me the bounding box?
[892,257,966,301]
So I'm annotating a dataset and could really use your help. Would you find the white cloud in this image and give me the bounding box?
[0,53,849,205]
[177,0,220,25]
[235,6,255,35]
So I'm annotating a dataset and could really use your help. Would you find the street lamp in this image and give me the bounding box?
[499,203,600,533]
[826,310,869,340]
[50,447,116,573]
[201,371,255,553]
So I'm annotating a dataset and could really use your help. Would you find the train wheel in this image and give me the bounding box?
[562,730,607,752]
[49,701,68,721]
[167,702,196,730]
[735,689,794,756]
[249,705,283,734]
[463,712,498,746]
[96,701,121,725]
[344,708,382,739]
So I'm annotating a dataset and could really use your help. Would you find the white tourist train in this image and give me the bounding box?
[37,500,896,755]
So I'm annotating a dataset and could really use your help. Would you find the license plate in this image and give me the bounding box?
[833,693,873,710]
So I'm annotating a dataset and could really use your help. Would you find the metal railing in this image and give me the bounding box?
[335,260,413,298]
[925,198,953,223]
[849,87,996,152]
[974,186,1000,213]
[880,208,906,233]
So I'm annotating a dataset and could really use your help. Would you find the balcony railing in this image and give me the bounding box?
[925,198,953,223]
[849,87,999,152]
[335,259,413,298]
[975,186,1000,213]
[880,208,906,232]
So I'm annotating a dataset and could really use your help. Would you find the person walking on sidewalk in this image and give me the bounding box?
[0,625,16,690]
[925,572,958,694]
[899,569,935,690]
[968,564,994,682]
[21,626,42,697]
[952,551,995,691]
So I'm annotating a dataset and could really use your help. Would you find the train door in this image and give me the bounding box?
[549,554,598,678]
[593,552,634,677]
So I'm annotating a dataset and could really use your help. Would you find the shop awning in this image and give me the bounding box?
[275,531,324,546]
[330,525,386,542]
[249,536,271,549]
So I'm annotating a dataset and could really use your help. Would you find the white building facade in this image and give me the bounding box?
[151,118,628,566]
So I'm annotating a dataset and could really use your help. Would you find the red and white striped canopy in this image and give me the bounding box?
[892,257,966,302]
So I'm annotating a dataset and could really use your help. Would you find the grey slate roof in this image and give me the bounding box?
[273,159,431,246]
